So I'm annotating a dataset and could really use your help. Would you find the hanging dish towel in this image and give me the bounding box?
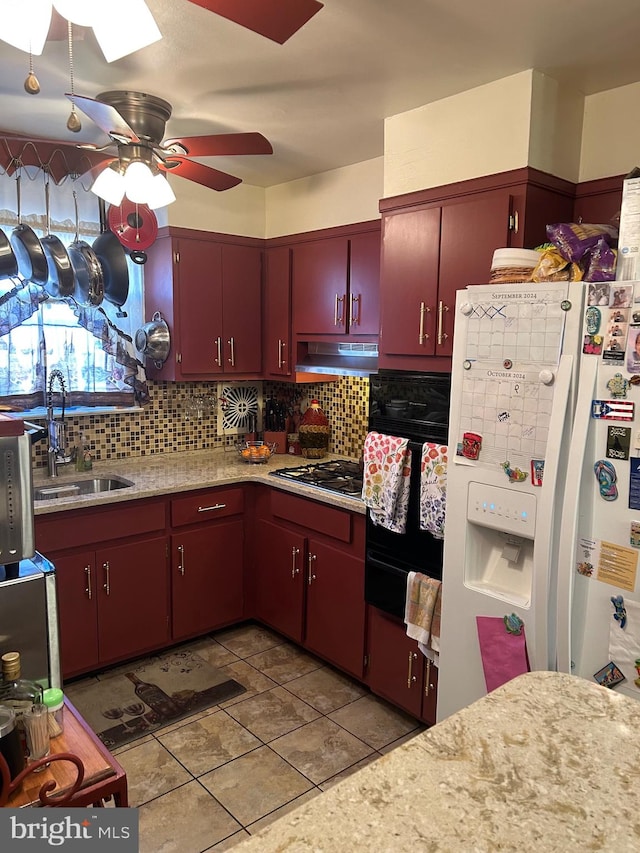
[361,431,412,533]
[405,572,442,662]
[424,582,442,665]
[420,443,448,539]
[476,615,530,693]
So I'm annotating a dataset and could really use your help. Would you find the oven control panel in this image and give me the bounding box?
[467,482,537,540]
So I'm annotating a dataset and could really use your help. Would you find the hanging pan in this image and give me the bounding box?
[67,190,104,308]
[108,199,158,265]
[10,173,48,286]
[41,178,75,298]
[92,198,129,317]
[0,228,18,280]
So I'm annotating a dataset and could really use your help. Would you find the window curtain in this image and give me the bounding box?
[0,280,150,409]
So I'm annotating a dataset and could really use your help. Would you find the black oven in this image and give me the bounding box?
[364,370,451,619]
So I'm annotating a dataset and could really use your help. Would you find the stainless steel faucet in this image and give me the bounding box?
[47,369,72,478]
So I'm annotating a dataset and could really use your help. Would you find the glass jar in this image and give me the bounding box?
[42,687,65,738]
[0,706,25,785]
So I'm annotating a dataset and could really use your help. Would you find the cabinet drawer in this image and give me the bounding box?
[271,490,351,543]
[171,487,244,527]
[35,499,166,553]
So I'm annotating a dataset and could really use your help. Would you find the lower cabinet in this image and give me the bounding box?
[53,537,170,679]
[366,605,438,725]
[170,486,245,640]
[252,489,366,680]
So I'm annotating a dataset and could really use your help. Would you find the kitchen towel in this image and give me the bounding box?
[476,615,530,693]
[361,430,412,533]
[405,572,442,662]
[420,443,448,539]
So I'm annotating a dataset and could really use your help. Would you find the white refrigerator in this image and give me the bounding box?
[436,279,640,720]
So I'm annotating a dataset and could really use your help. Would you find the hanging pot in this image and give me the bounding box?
[108,199,158,265]
[93,198,129,317]
[0,228,18,280]
[41,179,75,299]
[135,311,170,368]
[10,174,48,286]
[67,191,104,308]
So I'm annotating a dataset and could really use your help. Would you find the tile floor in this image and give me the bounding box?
[64,623,424,853]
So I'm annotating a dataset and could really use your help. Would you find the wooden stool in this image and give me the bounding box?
[1,698,128,808]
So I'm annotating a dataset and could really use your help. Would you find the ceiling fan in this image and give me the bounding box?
[66,89,274,194]
[185,0,324,45]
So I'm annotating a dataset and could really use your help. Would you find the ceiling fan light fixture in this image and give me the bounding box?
[1,0,52,55]
[91,164,125,206]
[146,173,176,210]
[91,0,162,62]
[124,159,155,203]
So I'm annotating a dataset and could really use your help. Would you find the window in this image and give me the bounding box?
[0,168,148,411]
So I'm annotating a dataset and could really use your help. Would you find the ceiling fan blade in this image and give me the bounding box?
[163,132,273,157]
[159,157,241,192]
[187,0,323,44]
[65,94,140,143]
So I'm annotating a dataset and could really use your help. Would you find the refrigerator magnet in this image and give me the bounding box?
[611,594,627,629]
[593,661,626,688]
[531,459,544,486]
[594,459,618,501]
[462,432,482,460]
[591,399,634,421]
[501,461,527,483]
[631,522,640,549]
[607,426,631,460]
[606,373,630,399]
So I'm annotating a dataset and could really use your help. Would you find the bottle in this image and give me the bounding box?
[0,652,43,756]
[299,399,330,459]
[0,707,25,785]
[125,673,180,719]
[81,434,93,471]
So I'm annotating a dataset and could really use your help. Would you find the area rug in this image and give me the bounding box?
[67,649,246,750]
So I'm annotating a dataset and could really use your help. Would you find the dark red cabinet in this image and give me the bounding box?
[253,520,305,643]
[366,606,438,724]
[144,233,262,380]
[263,246,292,377]
[54,537,170,679]
[292,228,380,337]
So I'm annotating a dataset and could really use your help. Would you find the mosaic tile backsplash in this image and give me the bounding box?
[32,377,370,469]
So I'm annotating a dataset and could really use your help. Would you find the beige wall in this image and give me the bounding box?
[528,72,584,183]
[580,81,640,182]
[165,174,266,237]
[264,157,383,238]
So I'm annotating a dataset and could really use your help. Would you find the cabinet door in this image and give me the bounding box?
[222,244,262,373]
[172,519,244,639]
[293,238,349,335]
[379,207,441,357]
[421,659,438,726]
[177,239,224,375]
[436,190,512,356]
[305,539,365,679]
[253,520,305,643]
[264,246,292,376]
[366,606,422,718]
[348,230,380,336]
[97,537,170,665]
[54,552,99,679]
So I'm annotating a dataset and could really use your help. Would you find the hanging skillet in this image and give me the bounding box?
[93,198,129,317]
[41,178,75,298]
[67,190,104,308]
[0,227,18,280]
[108,199,158,265]
[10,173,48,286]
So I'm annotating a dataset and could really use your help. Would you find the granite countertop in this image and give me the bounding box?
[235,671,640,853]
[32,449,365,515]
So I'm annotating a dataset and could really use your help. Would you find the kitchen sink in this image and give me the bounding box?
[33,476,134,501]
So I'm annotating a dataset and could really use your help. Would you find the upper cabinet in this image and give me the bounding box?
[378,168,575,370]
[291,223,380,338]
[263,246,292,378]
[144,230,263,381]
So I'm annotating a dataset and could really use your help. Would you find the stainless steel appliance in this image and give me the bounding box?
[0,415,61,689]
[270,459,363,496]
[364,370,451,618]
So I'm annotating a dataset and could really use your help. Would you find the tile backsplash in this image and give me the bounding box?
[32,377,370,468]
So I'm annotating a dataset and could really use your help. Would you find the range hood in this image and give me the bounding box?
[295,341,378,377]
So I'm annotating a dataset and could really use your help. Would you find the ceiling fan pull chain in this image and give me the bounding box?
[66,22,81,133]
[24,47,40,95]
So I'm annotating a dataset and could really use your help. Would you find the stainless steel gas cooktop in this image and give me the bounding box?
[270,460,363,498]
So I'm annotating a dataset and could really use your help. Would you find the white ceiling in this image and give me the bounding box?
[1,0,640,189]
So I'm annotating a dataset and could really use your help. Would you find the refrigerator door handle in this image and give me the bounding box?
[533,353,573,671]
[556,355,597,674]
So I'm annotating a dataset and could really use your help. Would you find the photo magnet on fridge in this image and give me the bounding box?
[594,661,626,688]
[607,426,631,461]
